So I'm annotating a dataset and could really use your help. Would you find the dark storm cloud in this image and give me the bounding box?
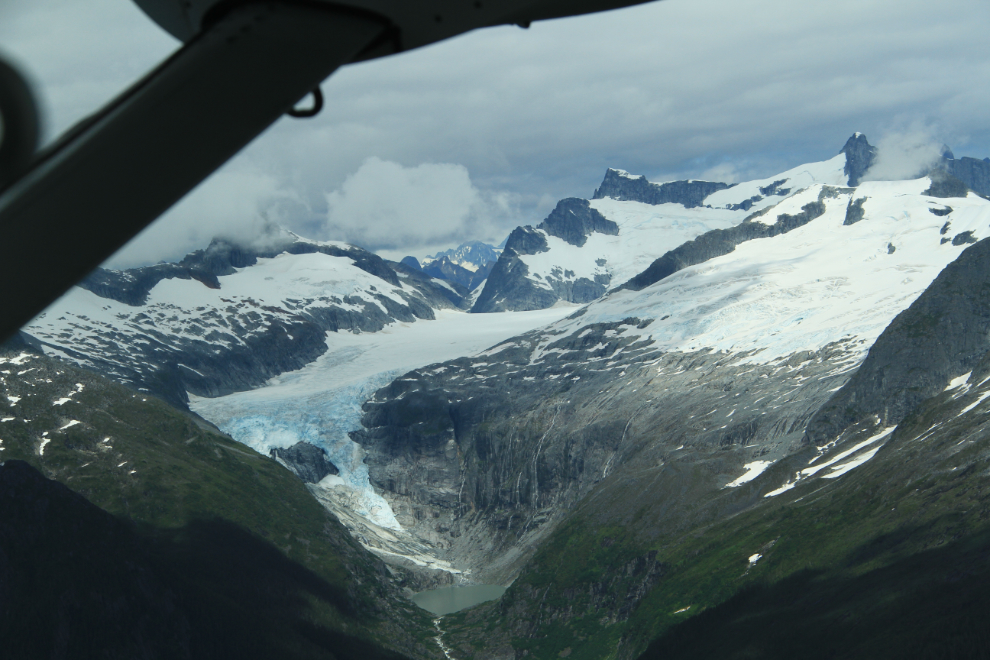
[3,0,990,266]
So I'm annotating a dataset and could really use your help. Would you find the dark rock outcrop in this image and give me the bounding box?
[945,156,990,197]
[622,198,828,292]
[593,168,733,208]
[472,200,619,312]
[540,198,619,247]
[924,170,970,199]
[841,133,877,187]
[270,442,339,483]
[423,256,477,290]
[399,256,422,270]
[805,238,990,444]
[844,197,867,225]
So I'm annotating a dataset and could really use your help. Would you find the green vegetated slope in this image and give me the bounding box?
[442,239,990,659]
[0,348,437,660]
[445,360,990,660]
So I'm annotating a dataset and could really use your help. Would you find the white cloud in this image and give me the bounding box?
[862,124,946,182]
[4,0,990,267]
[322,158,518,256]
[105,167,297,268]
[699,162,742,184]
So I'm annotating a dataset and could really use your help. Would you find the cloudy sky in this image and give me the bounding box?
[2,0,990,266]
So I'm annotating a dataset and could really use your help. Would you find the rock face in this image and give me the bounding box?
[540,197,620,247]
[270,441,340,483]
[423,255,492,290]
[592,168,733,207]
[806,238,990,444]
[945,156,990,196]
[841,133,877,186]
[353,321,861,584]
[843,196,867,225]
[924,169,971,198]
[400,256,422,270]
[23,231,469,409]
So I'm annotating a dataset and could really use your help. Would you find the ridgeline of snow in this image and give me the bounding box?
[509,154,849,299]
[538,178,990,364]
[422,241,502,272]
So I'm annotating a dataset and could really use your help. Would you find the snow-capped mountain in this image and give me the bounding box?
[421,240,502,273]
[471,133,986,314]
[14,130,990,658]
[400,241,501,291]
[22,230,470,408]
[351,169,990,583]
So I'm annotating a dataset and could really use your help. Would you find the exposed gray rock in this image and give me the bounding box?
[270,441,339,483]
[386,260,472,310]
[593,169,733,208]
[930,206,953,217]
[471,226,557,313]
[353,317,865,585]
[540,198,619,247]
[945,156,990,197]
[952,231,976,246]
[423,256,477,289]
[805,238,990,444]
[844,197,867,225]
[924,170,970,198]
[472,201,619,313]
[400,256,422,270]
[841,133,877,186]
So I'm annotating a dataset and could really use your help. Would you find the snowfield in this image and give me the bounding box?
[542,179,990,364]
[516,154,850,294]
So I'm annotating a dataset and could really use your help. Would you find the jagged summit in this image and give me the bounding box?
[840,132,877,186]
[592,167,732,208]
[421,240,501,272]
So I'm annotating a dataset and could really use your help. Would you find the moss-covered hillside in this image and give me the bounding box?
[0,348,438,660]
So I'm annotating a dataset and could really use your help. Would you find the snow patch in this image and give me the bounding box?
[725,460,773,488]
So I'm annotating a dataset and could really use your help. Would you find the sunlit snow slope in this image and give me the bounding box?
[474,153,849,313]
[546,179,988,363]
[23,234,463,408]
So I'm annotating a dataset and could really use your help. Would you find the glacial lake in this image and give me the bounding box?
[412,585,508,615]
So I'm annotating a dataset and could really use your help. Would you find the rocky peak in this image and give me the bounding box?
[538,198,619,247]
[592,168,733,208]
[399,255,423,270]
[840,132,877,187]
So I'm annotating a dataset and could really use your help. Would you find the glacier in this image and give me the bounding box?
[191,307,577,540]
